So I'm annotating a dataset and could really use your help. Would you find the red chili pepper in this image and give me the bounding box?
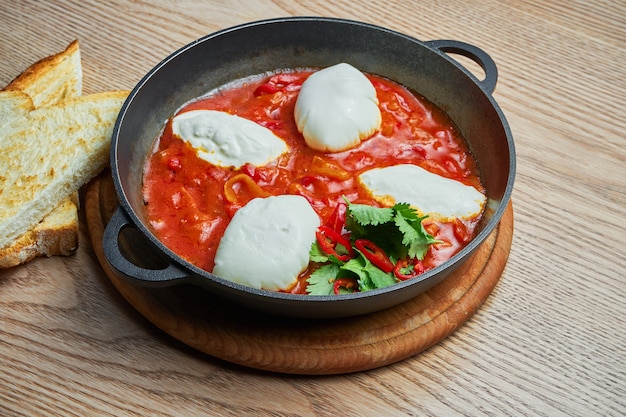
[253,83,279,96]
[327,201,347,233]
[316,226,354,262]
[354,239,394,273]
[393,257,425,281]
[333,277,357,294]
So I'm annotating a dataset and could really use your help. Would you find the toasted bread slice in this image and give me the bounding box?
[0,91,65,267]
[0,90,34,124]
[0,90,128,250]
[0,199,79,268]
[5,40,82,108]
[0,41,82,267]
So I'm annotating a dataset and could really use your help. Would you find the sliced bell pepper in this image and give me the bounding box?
[393,257,425,281]
[309,156,351,180]
[316,226,354,262]
[223,173,271,204]
[354,239,394,273]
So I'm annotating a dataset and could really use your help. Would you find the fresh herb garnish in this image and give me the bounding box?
[306,263,340,295]
[306,198,441,295]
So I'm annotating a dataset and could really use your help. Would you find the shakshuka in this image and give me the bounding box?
[142,63,486,295]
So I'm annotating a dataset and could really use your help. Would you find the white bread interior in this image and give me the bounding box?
[0,41,83,267]
[0,90,128,250]
[0,90,35,124]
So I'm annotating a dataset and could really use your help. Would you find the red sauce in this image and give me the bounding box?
[142,69,484,293]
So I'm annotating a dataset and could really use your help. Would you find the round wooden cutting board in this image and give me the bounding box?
[85,170,514,375]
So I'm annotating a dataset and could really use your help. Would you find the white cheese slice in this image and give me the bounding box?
[358,164,486,220]
[171,109,287,168]
[212,195,320,291]
[294,63,381,152]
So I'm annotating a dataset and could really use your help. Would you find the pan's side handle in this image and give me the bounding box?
[103,207,190,286]
[425,40,498,94]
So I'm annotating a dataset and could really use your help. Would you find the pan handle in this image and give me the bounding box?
[425,39,498,94]
[102,207,191,286]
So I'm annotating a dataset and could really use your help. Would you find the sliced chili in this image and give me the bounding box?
[253,83,279,96]
[394,257,425,281]
[327,201,347,233]
[333,277,357,294]
[354,239,394,273]
[316,226,354,262]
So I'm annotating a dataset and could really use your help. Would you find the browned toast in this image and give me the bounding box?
[0,41,128,267]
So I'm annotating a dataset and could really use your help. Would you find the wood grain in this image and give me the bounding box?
[83,170,513,375]
[0,1,624,416]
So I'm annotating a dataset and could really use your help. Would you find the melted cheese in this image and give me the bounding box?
[358,164,486,220]
[171,109,287,168]
[294,63,381,152]
[212,195,320,291]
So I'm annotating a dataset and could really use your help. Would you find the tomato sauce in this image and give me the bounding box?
[142,69,484,292]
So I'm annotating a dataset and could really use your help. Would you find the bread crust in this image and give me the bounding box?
[5,40,82,108]
[0,199,79,268]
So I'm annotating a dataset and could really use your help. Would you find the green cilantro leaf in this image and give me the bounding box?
[309,241,329,263]
[340,255,375,291]
[341,256,369,283]
[393,204,441,260]
[340,250,397,291]
[344,198,394,226]
[393,202,421,221]
[306,263,340,295]
[394,213,428,259]
[367,264,397,288]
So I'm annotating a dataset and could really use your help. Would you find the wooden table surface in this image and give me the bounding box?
[1,1,624,416]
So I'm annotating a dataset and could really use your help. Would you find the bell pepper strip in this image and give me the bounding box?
[354,239,394,273]
[327,201,347,233]
[223,173,271,204]
[309,156,351,180]
[316,226,354,262]
[393,257,425,281]
[333,277,357,294]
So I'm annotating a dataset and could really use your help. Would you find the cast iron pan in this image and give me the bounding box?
[103,17,515,319]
